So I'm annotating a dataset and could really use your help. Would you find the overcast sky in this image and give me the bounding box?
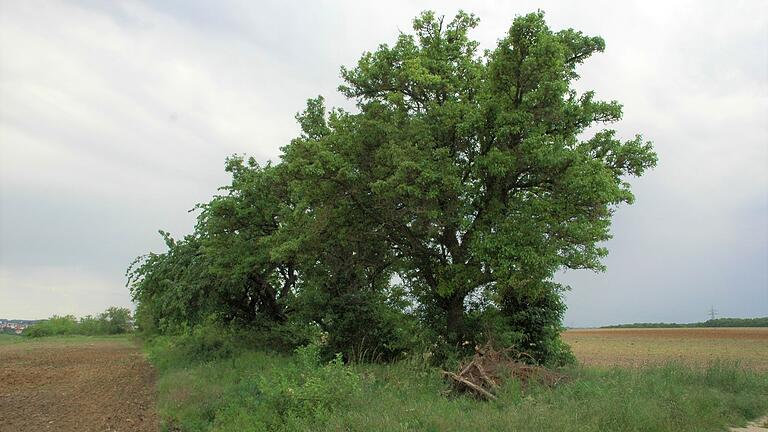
[0,0,766,326]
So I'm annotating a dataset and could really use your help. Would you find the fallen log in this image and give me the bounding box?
[474,362,498,390]
[442,371,498,401]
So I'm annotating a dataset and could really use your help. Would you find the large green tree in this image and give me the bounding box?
[128,10,656,364]
[282,11,656,352]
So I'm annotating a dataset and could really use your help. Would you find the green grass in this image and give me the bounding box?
[0,333,24,345]
[0,334,134,347]
[145,337,768,432]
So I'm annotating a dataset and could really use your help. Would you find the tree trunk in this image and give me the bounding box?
[446,292,466,343]
[260,280,286,323]
[247,273,286,323]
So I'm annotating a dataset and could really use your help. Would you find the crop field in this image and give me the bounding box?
[563,328,768,371]
[0,336,157,432]
[1,332,767,431]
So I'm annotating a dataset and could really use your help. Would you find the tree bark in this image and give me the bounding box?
[446,292,466,343]
[248,273,287,323]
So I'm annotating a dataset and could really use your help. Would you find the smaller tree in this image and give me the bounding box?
[196,156,298,324]
[127,232,217,333]
[99,307,133,334]
[127,158,300,334]
[79,314,106,335]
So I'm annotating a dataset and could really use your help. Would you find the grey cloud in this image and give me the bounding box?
[0,0,765,324]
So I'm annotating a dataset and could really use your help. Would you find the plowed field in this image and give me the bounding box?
[0,336,157,431]
[563,327,768,370]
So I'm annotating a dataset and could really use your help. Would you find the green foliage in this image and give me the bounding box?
[99,307,133,334]
[24,307,133,337]
[146,325,239,372]
[279,10,656,362]
[128,10,657,365]
[293,284,417,362]
[150,337,363,432]
[145,320,327,373]
[148,334,768,432]
[264,344,362,422]
[702,317,768,327]
[496,282,575,365]
[127,158,299,335]
[126,234,217,335]
[197,157,298,324]
[24,315,79,337]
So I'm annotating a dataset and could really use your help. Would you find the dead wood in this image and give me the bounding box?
[441,343,569,400]
[474,362,498,390]
[442,371,498,400]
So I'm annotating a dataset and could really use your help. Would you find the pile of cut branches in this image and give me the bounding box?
[442,344,569,400]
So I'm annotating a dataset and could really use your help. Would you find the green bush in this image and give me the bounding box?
[288,281,419,364]
[24,315,79,337]
[497,283,575,366]
[24,307,133,337]
[319,291,417,363]
[245,317,324,353]
[99,307,133,334]
[78,315,106,335]
[265,343,362,421]
[146,324,238,372]
[150,337,365,432]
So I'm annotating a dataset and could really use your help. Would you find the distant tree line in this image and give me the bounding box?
[127,11,655,365]
[24,307,133,337]
[602,317,768,329]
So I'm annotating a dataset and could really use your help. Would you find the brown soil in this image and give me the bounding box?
[730,415,768,431]
[0,337,157,432]
[563,328,768,371]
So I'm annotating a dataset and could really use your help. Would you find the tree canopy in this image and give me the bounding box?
[127,11,656,364]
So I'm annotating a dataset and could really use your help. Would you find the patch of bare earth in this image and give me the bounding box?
[562,328,768,371]
[0,337,157,432]
[730,416,768,431]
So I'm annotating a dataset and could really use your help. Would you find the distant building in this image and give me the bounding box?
[0,319,41,334]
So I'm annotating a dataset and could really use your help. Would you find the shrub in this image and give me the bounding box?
[497,283,576,366]
[296,286,418,363]
[147,323,238,371]
[23,307,134,337]
[98,307,133,334]
[79,315,106,335]
[24,315,79,337]
[254,342,362,428]
[249,318,324,353]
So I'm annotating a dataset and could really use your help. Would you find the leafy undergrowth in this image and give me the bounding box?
[146,337,768,432]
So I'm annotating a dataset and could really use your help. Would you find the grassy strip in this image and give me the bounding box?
[0,333,24,345]
[145,337,768,432]
[0,334,137,349]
